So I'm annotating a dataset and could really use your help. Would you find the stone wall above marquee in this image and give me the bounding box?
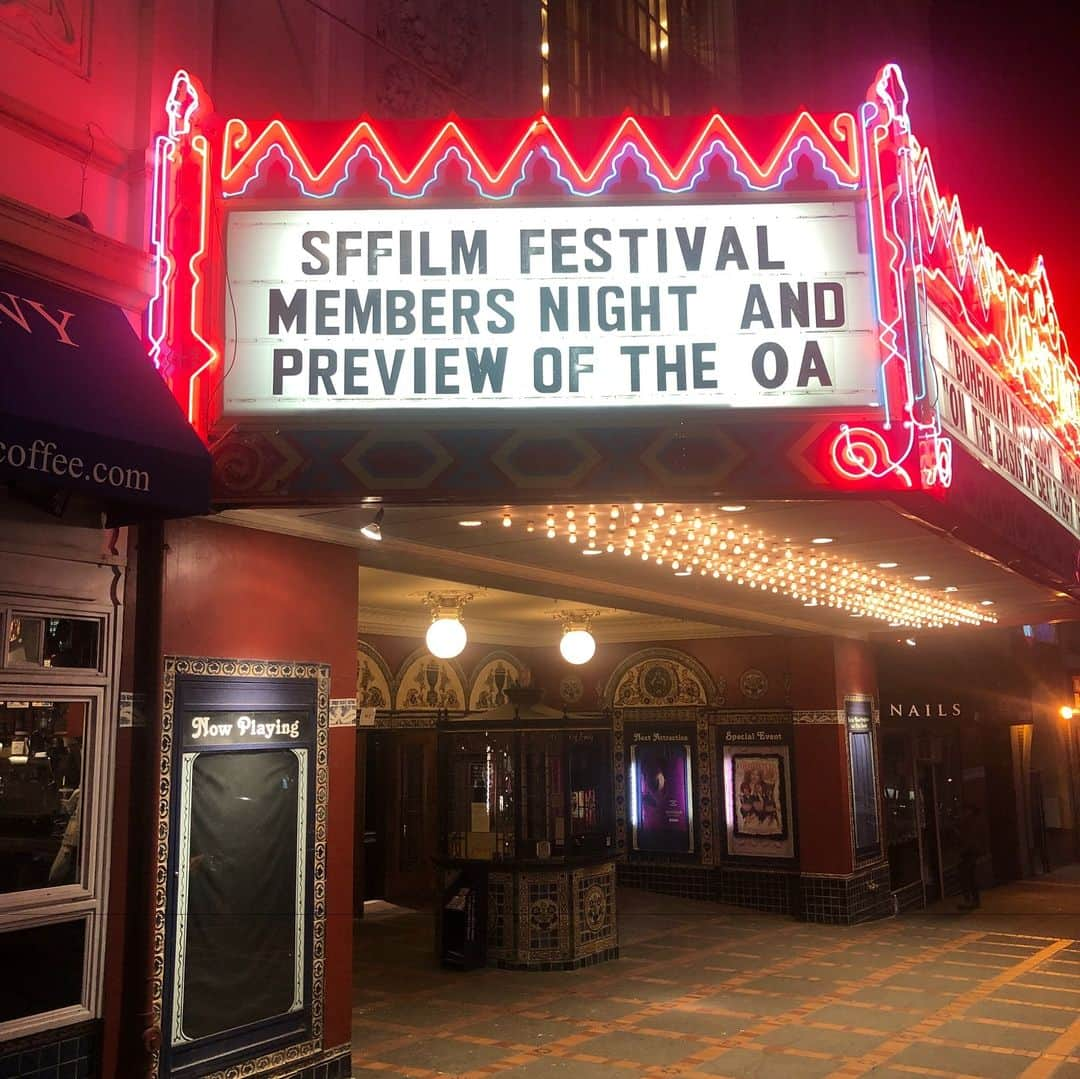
[603,648,722,709]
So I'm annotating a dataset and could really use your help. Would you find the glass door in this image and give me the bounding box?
[916,760,943,901]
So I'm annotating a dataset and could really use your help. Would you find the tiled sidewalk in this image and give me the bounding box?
[352,883,1080,1078]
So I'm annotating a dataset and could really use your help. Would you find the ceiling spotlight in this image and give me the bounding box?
[502,513,512,528]
[1060,706,1074,721]
[944,586,958,592]
[721,505,746,512]
[904,638,917,647]
[912,575,931,582]
[877,562,898,569]
[458,519,482,527]
[360,508,384,541]
[980,599,995,606]
[811,537,833,545]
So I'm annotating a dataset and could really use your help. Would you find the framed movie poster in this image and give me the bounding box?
[846,698,881,861]
[159,661,327,1079]
[628,728,695,854]
[719,726,795,859]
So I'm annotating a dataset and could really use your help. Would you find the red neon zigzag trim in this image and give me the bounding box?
[220,111,860,196]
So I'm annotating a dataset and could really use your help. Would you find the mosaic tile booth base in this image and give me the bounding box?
[443,860,619,971]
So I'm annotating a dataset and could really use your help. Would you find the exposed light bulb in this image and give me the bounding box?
[426,616,466,659]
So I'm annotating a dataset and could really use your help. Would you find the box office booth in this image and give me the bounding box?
[436,690,617,971]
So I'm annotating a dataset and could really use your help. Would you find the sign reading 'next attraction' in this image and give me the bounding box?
[224,201,877,414]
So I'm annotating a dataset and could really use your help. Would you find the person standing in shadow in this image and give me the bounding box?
[957,804,983,911]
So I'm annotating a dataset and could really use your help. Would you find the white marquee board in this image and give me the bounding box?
[223,200,879,414]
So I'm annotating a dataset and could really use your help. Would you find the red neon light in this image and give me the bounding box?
[913,149,1078,453]
[219,111,860,199]
[831,425,913,489]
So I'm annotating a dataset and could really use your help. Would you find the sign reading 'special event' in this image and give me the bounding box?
[224,202,877,414]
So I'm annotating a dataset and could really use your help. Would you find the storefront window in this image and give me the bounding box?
[0,589,115,1041]
[0,919,86,1023]
[0,700,88,895]
[6,616,101,670]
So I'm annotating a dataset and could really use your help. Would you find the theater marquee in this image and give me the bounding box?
[224,202,877,414]
[150,59,1080,581]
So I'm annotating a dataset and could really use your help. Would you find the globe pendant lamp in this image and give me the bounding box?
[423,591,472,660]
[556,608,600,665]
[560,627,596,665]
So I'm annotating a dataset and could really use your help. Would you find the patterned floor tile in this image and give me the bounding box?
[698,1046,842,1078]
[351,884,1080,1078]
[887,1040,1034,1079]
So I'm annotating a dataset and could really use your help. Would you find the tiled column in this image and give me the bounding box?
[791,638,891,924]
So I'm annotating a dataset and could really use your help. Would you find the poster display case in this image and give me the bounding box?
[716,724,797,861]
[158,660,328,1079]
[626,726,696,856]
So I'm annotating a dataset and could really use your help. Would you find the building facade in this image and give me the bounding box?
[1,3,1077,1078]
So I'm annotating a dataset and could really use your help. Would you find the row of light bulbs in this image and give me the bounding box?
[500,503,997,630]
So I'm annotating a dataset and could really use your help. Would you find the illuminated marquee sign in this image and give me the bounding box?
[150,63,1078,529]
[928,305,1080,540]
[224,202,876,414]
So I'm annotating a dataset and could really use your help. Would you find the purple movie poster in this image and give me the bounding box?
[630,731,694,854]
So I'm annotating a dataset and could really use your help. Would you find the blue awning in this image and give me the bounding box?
[1,265,211,522]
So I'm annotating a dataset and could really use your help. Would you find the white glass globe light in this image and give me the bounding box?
[426,616,466,659]
[559,628,596,665]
